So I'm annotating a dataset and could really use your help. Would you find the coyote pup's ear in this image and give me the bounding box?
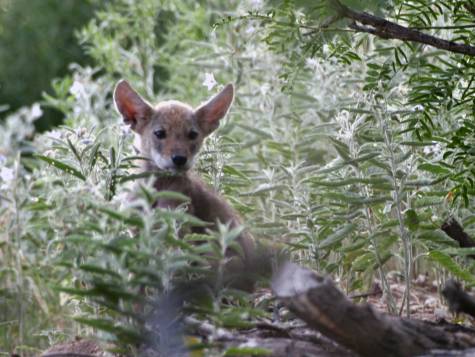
[195,84,234,136]
[113,80,152,132]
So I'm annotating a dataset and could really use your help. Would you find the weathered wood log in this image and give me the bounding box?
[443,279,475,319]
[272,262,475,357]
[441,218,475,259]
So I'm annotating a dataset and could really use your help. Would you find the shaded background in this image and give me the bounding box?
[0,0,95,130]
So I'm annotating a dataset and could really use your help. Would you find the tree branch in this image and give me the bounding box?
[464,3,475,18]
[441,217,475,259]
[333,0,475,56]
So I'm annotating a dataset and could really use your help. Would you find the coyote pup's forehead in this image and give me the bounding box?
[155,100,193,116]
[151,100,194,127]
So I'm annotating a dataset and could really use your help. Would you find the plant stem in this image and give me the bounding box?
[380,113,412,317]
[12,158,24,346]
[349,113,396,313]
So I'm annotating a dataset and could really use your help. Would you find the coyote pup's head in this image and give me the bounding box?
[114,80,234,172]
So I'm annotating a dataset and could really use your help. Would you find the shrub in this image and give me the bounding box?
[2,0,475,355]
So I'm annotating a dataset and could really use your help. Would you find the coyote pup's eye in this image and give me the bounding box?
[188,131,198,140]
[154,129,166,139]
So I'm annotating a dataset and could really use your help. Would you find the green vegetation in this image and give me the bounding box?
[2,0,475,355]
[0,0,95,130]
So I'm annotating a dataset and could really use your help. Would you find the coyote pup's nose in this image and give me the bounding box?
[172,155,187,167]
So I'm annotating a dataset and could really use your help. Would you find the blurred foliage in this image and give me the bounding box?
[0,0,95,130]
[3,0,475,356]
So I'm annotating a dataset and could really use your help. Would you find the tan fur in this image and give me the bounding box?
[114,80,255,263]
[137,101,201,172]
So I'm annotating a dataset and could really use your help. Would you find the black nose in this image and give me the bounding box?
[172,155,187,167]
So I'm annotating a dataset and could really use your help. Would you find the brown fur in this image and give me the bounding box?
[114,80,254,263]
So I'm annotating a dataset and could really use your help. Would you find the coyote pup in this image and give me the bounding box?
[114,80,254,266]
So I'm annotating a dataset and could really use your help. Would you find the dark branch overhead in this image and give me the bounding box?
[333,0,475,56]
[441,217,475,258]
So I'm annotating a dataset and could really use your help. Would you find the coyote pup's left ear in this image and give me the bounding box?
[195,84,234,135]
[113,80,152,132]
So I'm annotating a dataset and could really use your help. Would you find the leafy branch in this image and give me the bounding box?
[332,0,475,56]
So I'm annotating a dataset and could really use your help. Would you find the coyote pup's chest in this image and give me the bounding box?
[152,173,232,228]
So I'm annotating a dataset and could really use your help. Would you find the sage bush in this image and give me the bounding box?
[2,0,475,355]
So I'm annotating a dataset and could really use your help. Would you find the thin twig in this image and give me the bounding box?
[410,24,475,30]
[303,28,357,37]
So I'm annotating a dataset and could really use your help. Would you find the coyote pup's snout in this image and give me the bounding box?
[114,80,233,173]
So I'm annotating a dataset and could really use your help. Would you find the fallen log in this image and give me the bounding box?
[272,262,475,357]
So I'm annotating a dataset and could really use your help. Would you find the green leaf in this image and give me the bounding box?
[53,286,100,297]
[66,137,82,163]
[218,314,255,329]
[418,163,451,175]
[35,154,85,180]
[222,165,251,182]
[428,251,475,285]
[325,192,391,205]
[236,123,273,139]
[401,141,438,146]
[97,207,144,228]
[154,190,191,202]
[79,264,122,279]
[441,247,475,257]
[74,317,144,344]
[404,209,419,232]
[87,142,101,172]
[118,171,155,183]
[224,347,272,356]
[309,177,390,187]
[319,224,356,249]
[417,230,457,246]
[352,252,375,272]
[24,198,55,211]
[157,209,209,226]
[328,137,351,161]
[240,184,287,196]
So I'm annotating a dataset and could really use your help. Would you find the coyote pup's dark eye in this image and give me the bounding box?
[154,129,166,139]
[188,131,198,140]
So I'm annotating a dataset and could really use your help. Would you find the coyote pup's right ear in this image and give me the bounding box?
[195,84,234,136]
[113,80,152,132]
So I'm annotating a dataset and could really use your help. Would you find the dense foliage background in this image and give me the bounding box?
[2,0,475,355]
[0,0,95,130]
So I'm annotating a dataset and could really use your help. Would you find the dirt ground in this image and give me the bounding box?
[367,274,448,321]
